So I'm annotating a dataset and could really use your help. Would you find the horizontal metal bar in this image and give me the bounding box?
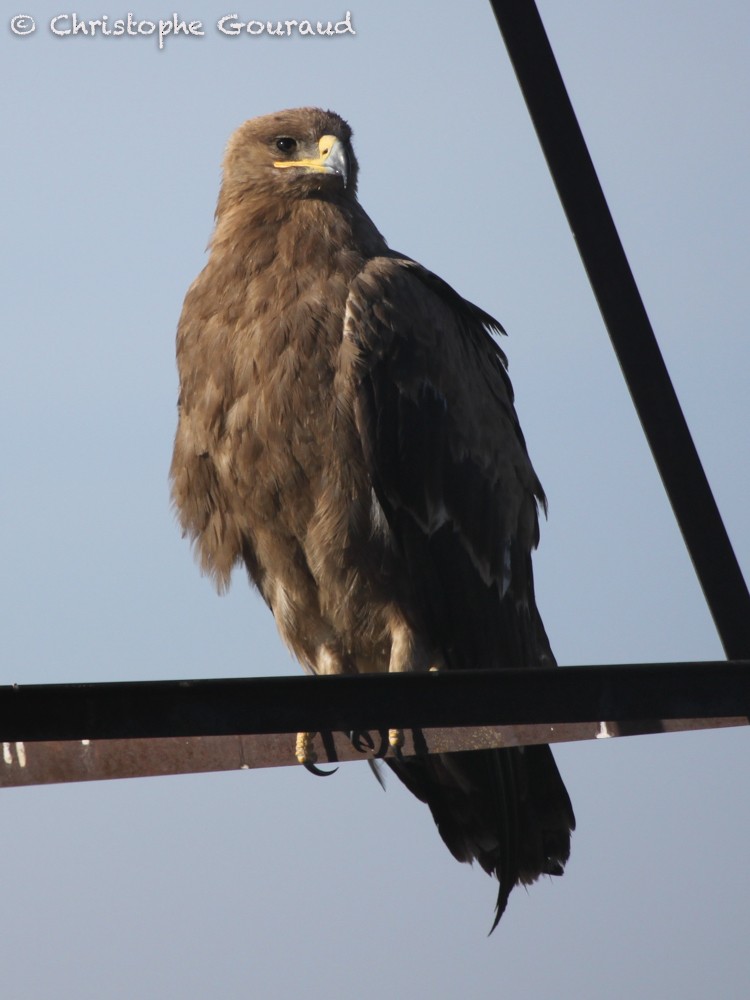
[488,0,750,658]
[1,662,749,744]
[2,716,746,789]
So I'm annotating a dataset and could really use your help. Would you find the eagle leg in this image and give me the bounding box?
[295,730,338,777]
[386,665,440,759]
[295,730,317,765]
[388,728,405,761]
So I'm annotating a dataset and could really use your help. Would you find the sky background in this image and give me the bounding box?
[2,1,749,997]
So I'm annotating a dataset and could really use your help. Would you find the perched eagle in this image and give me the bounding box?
[170,107,574,928]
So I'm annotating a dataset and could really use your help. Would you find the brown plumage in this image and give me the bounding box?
[170,107,574,928]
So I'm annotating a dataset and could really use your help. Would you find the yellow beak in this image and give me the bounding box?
[274,135,349,187]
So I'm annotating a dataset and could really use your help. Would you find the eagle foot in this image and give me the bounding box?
[295,730,317,766]
[296,731,338,777]
[351,729,389,758]
[388,727,405,761]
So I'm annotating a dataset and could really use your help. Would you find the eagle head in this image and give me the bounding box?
[220,107,359,203]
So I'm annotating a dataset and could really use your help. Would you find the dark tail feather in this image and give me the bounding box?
[386,743,574,931]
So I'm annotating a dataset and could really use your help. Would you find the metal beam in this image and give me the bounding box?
[2,662,749,744]
[2,716,746,789]
[488,0,750,658]
[2,663,748,788]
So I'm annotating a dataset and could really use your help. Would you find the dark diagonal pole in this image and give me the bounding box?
[488,0,750,658]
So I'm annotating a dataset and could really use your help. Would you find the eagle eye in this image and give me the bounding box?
[275,137,297,153]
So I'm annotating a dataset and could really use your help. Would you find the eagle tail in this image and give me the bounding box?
[386,743,574,931]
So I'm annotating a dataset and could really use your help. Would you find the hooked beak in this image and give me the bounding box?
[274,135,349,187]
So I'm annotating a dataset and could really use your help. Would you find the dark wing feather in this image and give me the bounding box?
[346,256,552,672]
[344,257,574,927]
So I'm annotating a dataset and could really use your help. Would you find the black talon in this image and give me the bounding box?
[303,761,339,777]
[351,729,375,753]
[351,729,389,758]
[412,727,429,756]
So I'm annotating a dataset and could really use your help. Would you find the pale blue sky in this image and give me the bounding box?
[2,2,749,997]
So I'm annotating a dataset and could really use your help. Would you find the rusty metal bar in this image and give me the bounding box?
[488,0,750,658]
[3,663,748,788]
[2,716,746,789]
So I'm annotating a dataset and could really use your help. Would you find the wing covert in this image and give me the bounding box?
[342,257,553,670]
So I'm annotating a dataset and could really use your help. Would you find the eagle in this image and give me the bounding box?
[170,107,574,929]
